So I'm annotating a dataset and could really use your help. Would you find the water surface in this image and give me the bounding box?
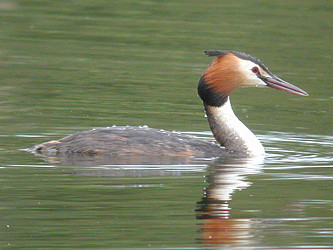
[0,0,332,248]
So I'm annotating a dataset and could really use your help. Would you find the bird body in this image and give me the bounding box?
[29,126,224,158]
[29,50,308,159]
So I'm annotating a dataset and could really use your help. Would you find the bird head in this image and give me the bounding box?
[198,50,308,106]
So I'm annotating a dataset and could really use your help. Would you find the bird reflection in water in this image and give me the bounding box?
[196,156,263,245]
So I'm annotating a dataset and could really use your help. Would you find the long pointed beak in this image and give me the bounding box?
[261,75,308,96]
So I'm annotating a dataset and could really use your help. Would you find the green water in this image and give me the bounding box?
[1,0,332,248]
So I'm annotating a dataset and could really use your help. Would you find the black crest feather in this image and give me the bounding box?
[204,50,271,74]
[204,50,229,57]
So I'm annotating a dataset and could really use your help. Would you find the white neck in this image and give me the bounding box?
[204,97,265,156]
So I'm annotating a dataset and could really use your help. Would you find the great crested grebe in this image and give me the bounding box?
[29,50,308,158]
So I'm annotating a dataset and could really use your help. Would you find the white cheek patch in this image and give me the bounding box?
[237,60,267,87]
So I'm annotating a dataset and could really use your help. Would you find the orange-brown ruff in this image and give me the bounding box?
[203,53,242,98]
[28,50,308,160]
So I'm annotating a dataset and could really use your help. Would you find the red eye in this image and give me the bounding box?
[252,67,259,73]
